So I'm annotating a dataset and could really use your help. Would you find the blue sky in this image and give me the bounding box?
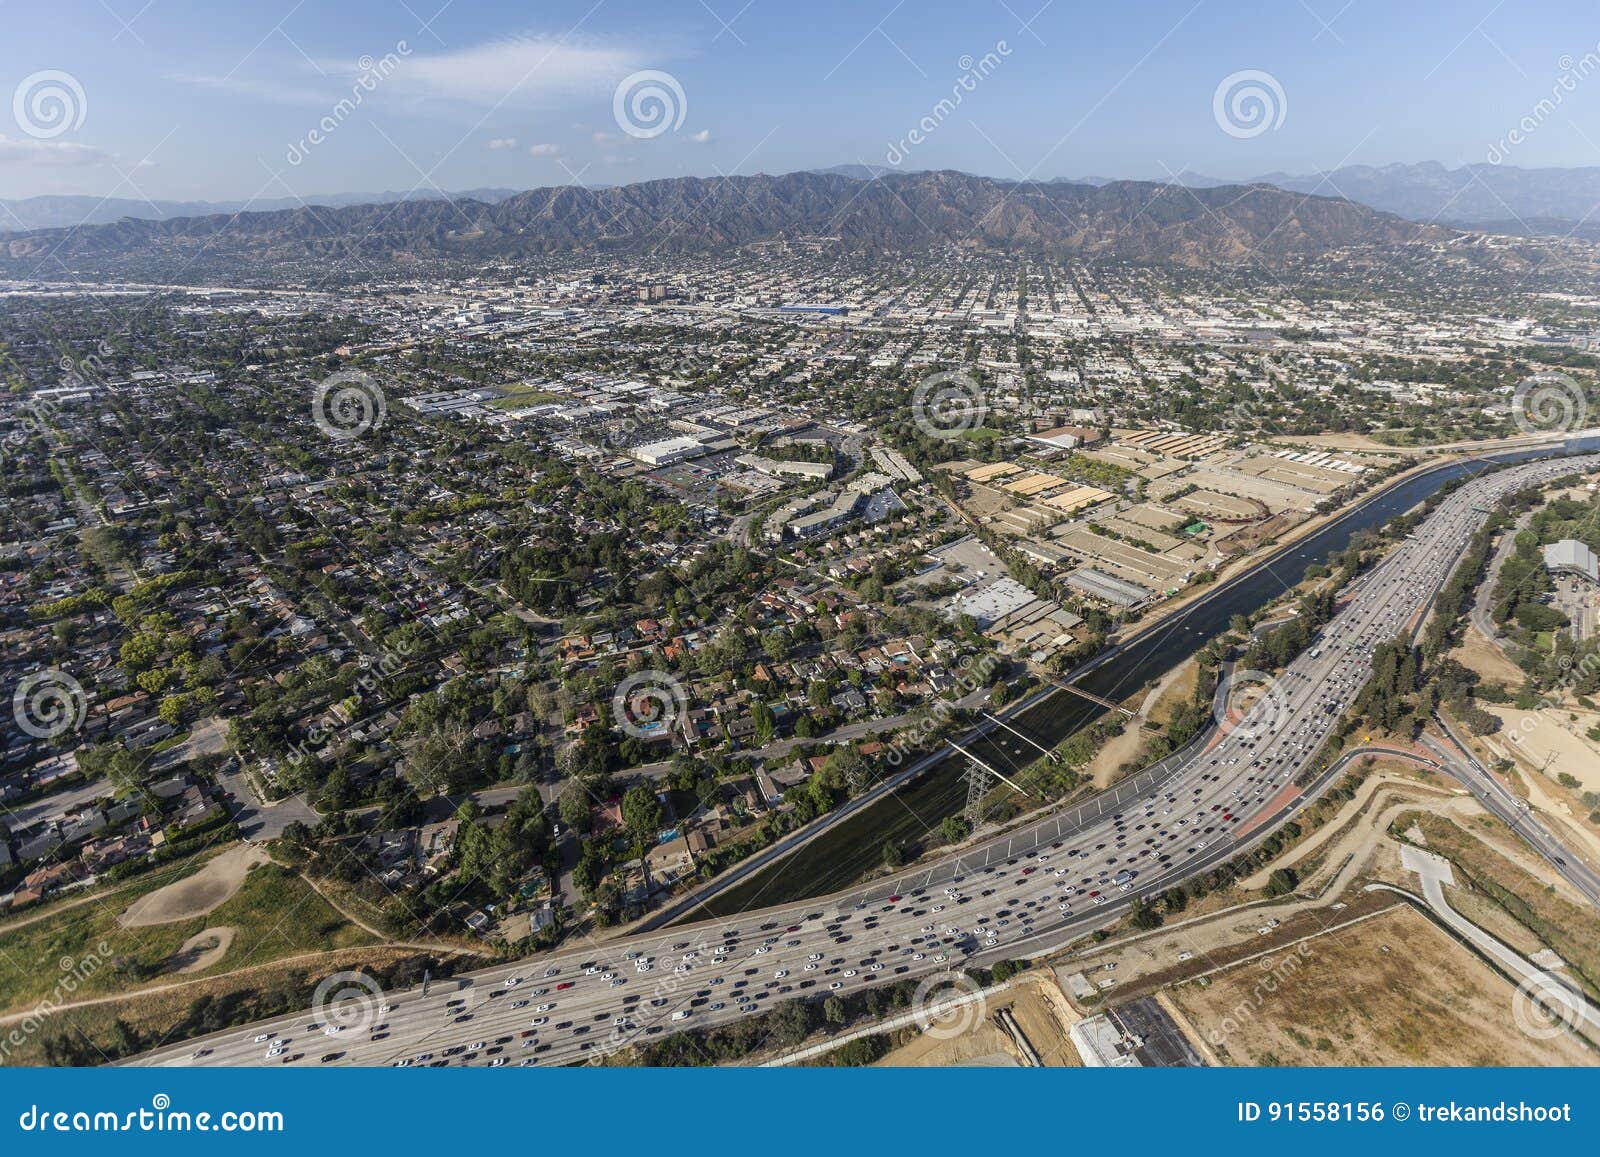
[5,0,1600,201]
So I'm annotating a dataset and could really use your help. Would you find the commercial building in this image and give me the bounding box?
[790,489,865,538]
[735,453,833,481]
[1544,539,1600,585]
[1063,567,1152,609]
[778,303,850,316]
[946,576,1037,629]
[630,435,708,466]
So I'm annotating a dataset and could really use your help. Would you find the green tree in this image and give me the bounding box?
[751,699,776,745]
[941,815,970,844]
[621,783,663,837]
[1263,867,1299,897]
[558,783,593,833]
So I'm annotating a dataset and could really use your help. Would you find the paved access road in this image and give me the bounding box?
[133,454,1600,1071]
[1422,714,1600,909]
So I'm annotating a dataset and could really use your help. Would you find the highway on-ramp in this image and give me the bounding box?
[131,452,1600,1070]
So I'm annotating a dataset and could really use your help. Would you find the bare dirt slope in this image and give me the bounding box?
[119,845,269,927]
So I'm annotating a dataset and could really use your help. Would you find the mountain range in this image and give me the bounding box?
[8,160,1599,240]
[0,170,1444,276]
[0,188,525,233]
[7,159,1598,255]
[1245,161,1600,232]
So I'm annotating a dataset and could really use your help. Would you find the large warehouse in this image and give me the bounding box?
[629,435,708,466]
[1543,539,1600,585]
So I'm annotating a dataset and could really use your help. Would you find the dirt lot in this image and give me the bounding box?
[1479,702,1600,795]
[1281,433,1408,454]
[1214,513,1297,555]
[1453,627,1524,686]
[119,845,269,927]
[875,1015,1018,1066]
[875,974,1081,1067]
[1169,905,1596,1066]
[1005,973,1083,1066]
[171,927,235,974]
[1086,658,1200,788]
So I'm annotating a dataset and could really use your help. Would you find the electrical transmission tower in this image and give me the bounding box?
[951,740,1035,831]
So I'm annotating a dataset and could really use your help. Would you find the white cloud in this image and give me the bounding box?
[689,129,711,144]
[168,72,331,107]
[392,35,643,107]
[176,34,649,114]
[527,143,561,156]
[0,135,112,168]
[488,137,519,150]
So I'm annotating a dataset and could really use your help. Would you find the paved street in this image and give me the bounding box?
[215,763,317,842]
[1374,851,1600,1037]
[131,453,1600,1070]
[1469,508,1531,643]
[1422,716,1600,908]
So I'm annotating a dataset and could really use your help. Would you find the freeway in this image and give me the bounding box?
[1422,714,1600,909]
[133,452,1600,1071]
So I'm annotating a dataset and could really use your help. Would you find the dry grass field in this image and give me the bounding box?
[1169,905,1596,1066]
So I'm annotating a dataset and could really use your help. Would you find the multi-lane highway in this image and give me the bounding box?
[135,452,1600,1070]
